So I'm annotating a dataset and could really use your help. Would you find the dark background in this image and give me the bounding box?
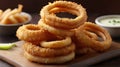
[0,0,120,14]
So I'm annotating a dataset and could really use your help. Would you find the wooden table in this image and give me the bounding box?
[0,13,120,67]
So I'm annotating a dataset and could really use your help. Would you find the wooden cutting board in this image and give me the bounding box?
[0,41,120,67]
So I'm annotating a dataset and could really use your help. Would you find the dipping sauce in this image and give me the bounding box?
[99,17,120,26]
[95,15,120,37]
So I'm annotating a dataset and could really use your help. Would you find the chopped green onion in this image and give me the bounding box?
[113,19,116,22]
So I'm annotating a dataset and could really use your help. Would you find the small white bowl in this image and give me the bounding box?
[95,15,120,37]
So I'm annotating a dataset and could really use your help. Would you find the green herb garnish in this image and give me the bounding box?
[0,43,16,50]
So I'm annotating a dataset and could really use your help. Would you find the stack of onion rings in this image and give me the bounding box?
[16,1,112,64]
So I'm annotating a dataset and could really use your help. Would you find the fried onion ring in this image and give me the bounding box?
[40,1,87,29]
[23,42,75,57]
[24,51,75,64]
[75,22,112,52]
[40,37,72,48]
[16,24,57,42]
[38,19,74,37]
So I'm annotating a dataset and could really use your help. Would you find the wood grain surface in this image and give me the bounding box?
[0,41,120,67]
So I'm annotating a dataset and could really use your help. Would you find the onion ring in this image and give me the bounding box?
[23,42,75,57]
[75,22,112,52]
[40,1,87,29]
[38,19,74,37]
[24,51,75,64]
[16,24,57,42]
[40,37,72,48]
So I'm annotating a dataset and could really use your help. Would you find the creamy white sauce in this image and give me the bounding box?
[99,17,120,26]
